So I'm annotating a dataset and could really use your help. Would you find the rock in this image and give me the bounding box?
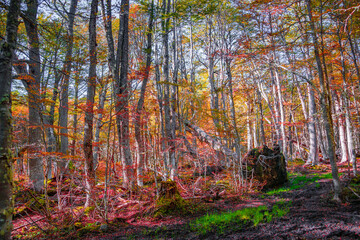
[100,224,108,232]
[243,145,288,189]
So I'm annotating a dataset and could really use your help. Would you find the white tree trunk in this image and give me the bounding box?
[335,94,348,163]
[306,84,318,165]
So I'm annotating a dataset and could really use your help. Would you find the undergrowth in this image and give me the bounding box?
[189,200,291,236]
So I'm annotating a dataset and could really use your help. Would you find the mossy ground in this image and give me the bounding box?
[189,201,291,236]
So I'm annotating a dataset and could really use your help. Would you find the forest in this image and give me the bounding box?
[1,0,360,239]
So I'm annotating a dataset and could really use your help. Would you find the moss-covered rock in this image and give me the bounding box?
[243,145,288,189]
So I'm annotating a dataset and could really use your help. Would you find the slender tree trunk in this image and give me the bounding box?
[306,84,318,165]
[344,95,357,175]
[170,6,179,179]
[116,0,133,188]
[296,83,308,121]
[256,89,266,146]
[24,0,44,192]
[162,0,176,180]
[135,0,154,186]
[58,0,78,173]
[246,101,252,151]
[45,50,61,178]
[347,28,360,88]
[334,93,348,163]
[226,59,242,158]
[307,0,341,200]
[94,81,108,168]
[154,55,169,177]
[83,0,98,207]
[338,26,357,174]
[71,65,80,156]
[45,74,60,178]
[0,0,20,237]
[207,18,220,131]
[274,69,287,160]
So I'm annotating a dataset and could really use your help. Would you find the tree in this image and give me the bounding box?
[306,0,341,201]
[116,0,133,187]
[83,0,98,207]
[0,0,20,237]
[134,0,154,186]
[23,0,44,192]
[101,0,134,188]
[58,0,78,173]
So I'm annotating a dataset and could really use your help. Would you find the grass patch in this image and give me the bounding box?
[265,172,334,196]
[190,201,291,236]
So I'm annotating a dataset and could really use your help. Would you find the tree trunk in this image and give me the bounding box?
[83,0,98,207]
[246,101,252,151]
[58,0,78,173]
[135,0,154,186]
[70,65,80,157]
[334,93,348,163]
[162,0,176,180]
[182,115,237,159]
[24,0,44,192]
[306,0,341,201]
[102,0,133,187]
[306,84,318,165]
[226,59,242,159]
[274,69,287,161]
[94,81,108,168]
[0,0,20,237]
[116,0,133,188]
[207,18,220,131]
[256,89,266,146]
[338,26,357,174]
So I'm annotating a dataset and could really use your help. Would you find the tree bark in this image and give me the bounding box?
[70,64,80,156]
[0,0,20,237]
[306,84,318,165]
[162,0,176,180]
[338,26,357,174]
[207,18,220,131]
[24,0,44,192]
[334,93,348,163]
[134,0,154,186]
[58,0,78,172]
[83,0,98,207]
[93,81,107,168]
[116,0,133,188]
[306,0,341,201]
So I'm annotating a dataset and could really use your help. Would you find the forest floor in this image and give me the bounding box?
[93,164,360,240]
[12,163,360,240]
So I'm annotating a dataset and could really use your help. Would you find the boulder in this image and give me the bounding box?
[243,145,288,189]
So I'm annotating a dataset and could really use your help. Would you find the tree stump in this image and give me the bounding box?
[155,180,186,217]
[158,180,181,199]
[243,145,288,189]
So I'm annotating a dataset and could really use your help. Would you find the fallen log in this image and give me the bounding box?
[180,116,238,160]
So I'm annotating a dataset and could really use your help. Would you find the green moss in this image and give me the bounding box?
[154,195,187,217]
[265,172,334,196]
[190,201,291,236]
